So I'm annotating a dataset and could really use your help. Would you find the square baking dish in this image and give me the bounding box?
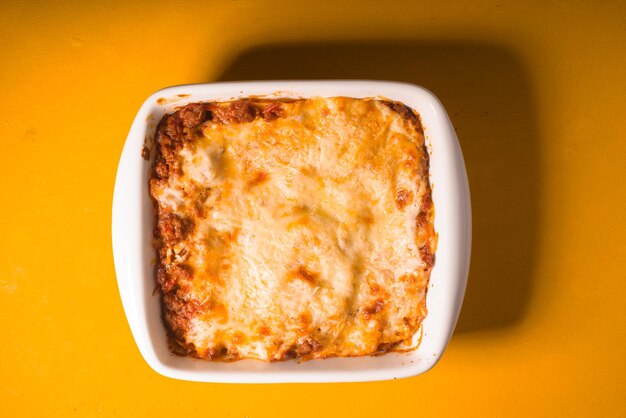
[112,80,471,383]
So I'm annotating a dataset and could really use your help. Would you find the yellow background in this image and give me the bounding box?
[1,0,625,416]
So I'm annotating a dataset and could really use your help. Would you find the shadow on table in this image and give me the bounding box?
[214,41,542,334]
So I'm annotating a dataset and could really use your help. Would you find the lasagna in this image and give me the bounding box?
[149,97,436,361]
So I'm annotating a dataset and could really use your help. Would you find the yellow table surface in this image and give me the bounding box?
[2,0,625,416]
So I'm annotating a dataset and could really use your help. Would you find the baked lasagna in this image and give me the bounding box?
[149,97,436,361]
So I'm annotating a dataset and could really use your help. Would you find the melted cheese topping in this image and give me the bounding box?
[151,97,435,361]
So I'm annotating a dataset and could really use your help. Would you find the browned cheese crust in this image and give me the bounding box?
[149,97,436,361]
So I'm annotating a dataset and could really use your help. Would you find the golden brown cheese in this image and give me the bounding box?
[149,97,436,361]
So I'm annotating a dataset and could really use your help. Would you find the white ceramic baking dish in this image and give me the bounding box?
[112,80,471,383]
